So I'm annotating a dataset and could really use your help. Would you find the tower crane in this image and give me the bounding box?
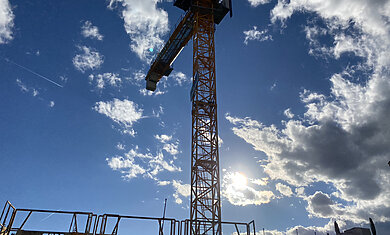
[145,0,232,234]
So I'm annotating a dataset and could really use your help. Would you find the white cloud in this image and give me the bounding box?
[160,71,190,89]
[155,179,190,204]
[73,46,104,73]
[32,89,39,96]
[271,0,390,69]
[218,135,223,147]
[226,0,390,225]
[305,191,340,218]
[155,134,172,143]
[170,71,190,86]
[175,197,182,204]
[107,147,181,180]
[244,26,273,45]
[283,108,294,119]
[128,69,188,95]
[16,79,39,97]
[81,21,103,40]
[148,151,181,176]
[49,101,55,107]
[162,142,179,155]
[127,70,145,86]
[233,219,348,235]
[0,0,14,43]
[155,134,180,155]
[250,177,268,186]
[152,105,164,118]
[275,183,293,197]
[139,88,165,96]
[222,172,274,206]
[296,187,305,197]
[137,71,189,96]
[88,73,121,89]
[93,99,143,136]
[226,105,390,223]
[255,219,344,235]
[303,24,332,58]
[107,155,146,179]
[227,72,390,221]
[60,75,68,83]
[157,180,170,186]
[16,79,28,92]
[108,0,169,62]
[270,82,277,90]
[116,143,125,150]
[247,0,271,7]
[271,0,390,36]
[172,180,190,204]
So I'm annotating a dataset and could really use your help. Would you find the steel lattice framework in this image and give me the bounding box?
[145,0,231,234]
[190,1,221,234]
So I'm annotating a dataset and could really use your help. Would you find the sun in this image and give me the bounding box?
[231,172,248,189]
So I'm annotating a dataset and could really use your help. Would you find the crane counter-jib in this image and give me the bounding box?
[145,11,194,91]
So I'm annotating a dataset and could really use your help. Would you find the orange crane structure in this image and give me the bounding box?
[145,0,232,234]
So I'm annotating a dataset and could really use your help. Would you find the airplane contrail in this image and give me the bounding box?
[40,209,62,222]
[3,57,63,88]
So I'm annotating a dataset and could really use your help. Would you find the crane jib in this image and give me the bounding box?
[145,11,194,91]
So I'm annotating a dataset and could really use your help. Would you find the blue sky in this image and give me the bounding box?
[1,0,390,234]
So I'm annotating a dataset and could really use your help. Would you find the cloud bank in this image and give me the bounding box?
[233,0,390,225]
[0,0,14,43]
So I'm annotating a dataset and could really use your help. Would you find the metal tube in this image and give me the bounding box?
[16,209,92,215]
[69,214,75,233]
[2,206,10,228]
[102,215,108,235]
[19,211,32,230]
[5,209,17,235]
[0,202,8,225]
[74,214,78,233]
[234,224,239,234]
[158,219,163,235]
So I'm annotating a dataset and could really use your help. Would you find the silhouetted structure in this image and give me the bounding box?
[335,221,341,234]
[334,218,376,235]
[369,218,376,235]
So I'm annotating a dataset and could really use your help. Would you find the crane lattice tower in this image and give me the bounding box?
[145,0,231,234]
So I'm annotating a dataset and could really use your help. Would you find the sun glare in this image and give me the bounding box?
[232,172,248,189]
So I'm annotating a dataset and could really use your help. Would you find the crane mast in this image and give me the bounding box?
[145,0,231,234]
[191,1,221,234]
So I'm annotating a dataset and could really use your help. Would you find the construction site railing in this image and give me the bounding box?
[0,202,96,235]
[0,201,16,235]
[95,214,180,235]
[181,219,256,235]
[2,201,256,235]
